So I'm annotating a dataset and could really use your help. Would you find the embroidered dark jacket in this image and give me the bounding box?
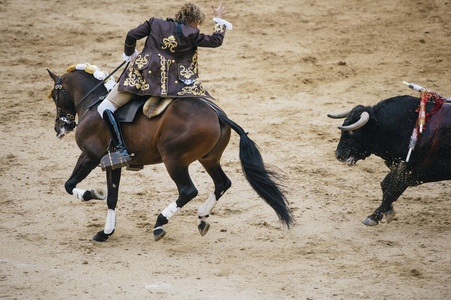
[118,17,226,99]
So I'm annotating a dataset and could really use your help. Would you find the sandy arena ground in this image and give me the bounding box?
[1,0,450,299]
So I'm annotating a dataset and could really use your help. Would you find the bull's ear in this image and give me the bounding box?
[47,69,59,82]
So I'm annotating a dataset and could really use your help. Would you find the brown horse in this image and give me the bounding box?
[47,67,293,242]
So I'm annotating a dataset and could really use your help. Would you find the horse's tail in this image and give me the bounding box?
[217,111,294,228]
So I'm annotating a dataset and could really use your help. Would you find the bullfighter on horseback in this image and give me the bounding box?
[97,2,232,168]
[47,2,292,241]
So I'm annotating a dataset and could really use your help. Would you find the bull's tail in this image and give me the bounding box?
[217,112,294,227]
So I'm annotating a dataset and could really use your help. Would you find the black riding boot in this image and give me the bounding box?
[100,109,132,170]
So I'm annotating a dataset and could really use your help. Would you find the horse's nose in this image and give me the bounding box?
[54,122,66,138]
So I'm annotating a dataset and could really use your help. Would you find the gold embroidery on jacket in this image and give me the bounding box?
[123,68,149,91]
[214,24,225,34]
[162,35,178,53]
[191,50,198,74]
[159,54,172,96]
[180,65,195,79]
[178,81,207,96]
[134,53,150,69]
[179,50,198,79]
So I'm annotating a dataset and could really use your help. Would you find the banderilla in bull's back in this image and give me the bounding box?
[403,81,450,162]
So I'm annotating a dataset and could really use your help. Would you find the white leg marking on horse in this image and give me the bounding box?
[161,201,179,220]
[72,188,87,201]
[198,193,217,217]
[104,209,116,234]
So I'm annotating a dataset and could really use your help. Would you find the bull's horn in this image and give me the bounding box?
[338,111,370,131]
[327,110,351,119]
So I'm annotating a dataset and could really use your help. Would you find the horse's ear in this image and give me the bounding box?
[47,69,59,82]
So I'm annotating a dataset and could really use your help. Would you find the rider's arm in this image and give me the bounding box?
[124,18,154,56]
[192,3,232,48]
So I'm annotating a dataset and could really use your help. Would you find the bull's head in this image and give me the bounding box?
[328,105,372,165]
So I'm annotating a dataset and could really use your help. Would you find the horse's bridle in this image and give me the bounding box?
[51,61,128,131]
[53,76,77,131]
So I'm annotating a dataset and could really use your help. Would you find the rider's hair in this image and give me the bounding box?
[175,3,205,26]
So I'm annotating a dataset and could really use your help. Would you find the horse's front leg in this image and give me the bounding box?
[153,166,198,241]
[65,151,105,201]
[362,163,409,226]
[92,168,122,242]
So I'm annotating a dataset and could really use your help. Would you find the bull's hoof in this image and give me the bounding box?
[153,227,166,241]
[362,216,379,226]
[92,230,113,242]
[198,220,210,236]
[385,208,396,223]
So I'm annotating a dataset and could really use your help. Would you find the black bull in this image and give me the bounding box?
[328,95,451,226]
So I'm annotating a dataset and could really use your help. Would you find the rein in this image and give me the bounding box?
[75,60,128,110]
[53,61,129,127]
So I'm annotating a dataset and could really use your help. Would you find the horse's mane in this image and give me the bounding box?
[47,63,116,99]
[67,63,116,91]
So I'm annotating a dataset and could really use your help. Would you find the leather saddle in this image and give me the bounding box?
[111,96,173,171]
[115,96,173,123]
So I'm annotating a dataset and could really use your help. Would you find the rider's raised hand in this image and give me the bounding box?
[212,2,227,19]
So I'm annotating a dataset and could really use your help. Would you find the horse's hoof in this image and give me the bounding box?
[92,230,111,242]
[153,227,166,241]
[198,220,210,236]
[362,216,379,226]
[91,188,106,200]
[385,208,396,224]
